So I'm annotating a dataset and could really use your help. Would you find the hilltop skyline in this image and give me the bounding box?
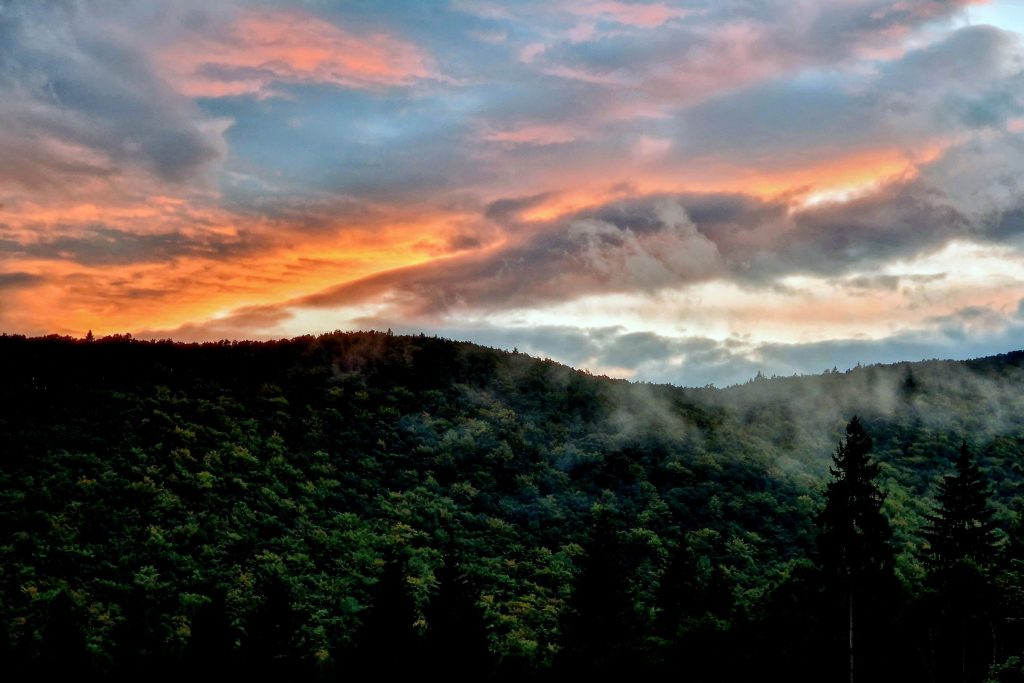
[2,0,1024,385]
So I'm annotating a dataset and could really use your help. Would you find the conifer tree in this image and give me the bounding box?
[816,416,894,683]
[922,441,999,683]
[923,440,997,571]
[243,576,305,677]
[351,556,421,677]
[557,506,640,677]
[39,590,92,678]
[185,590,235,675]
[425,553,492,678]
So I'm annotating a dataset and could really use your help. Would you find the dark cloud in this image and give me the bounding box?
[676,81,879,160]
[205,83,485,204]
[443,232,485,251]
[842,273,946,292]
[0,225,263,266]
[245,161,1024,320]
[755,181,971,279]
[484,193,555,221]
[296,198,723,315]
[600,332,675,368]
[0,271,44,290]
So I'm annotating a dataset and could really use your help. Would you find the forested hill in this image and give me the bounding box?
[2,331,1024,681]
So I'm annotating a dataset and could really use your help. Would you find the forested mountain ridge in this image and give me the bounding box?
[2,331,1023,681]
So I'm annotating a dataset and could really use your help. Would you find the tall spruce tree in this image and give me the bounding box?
[922,441,999,683]
[923,440,997,571]
[816,416,894,683]
[557,506,640,677]
[350,556,421,678]
[424,553,492,678]
[242,575,306,677]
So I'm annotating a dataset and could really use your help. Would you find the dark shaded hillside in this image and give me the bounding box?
[1,332,1023,680]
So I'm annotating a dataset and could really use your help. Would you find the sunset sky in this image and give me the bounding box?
[3,0,1024,385]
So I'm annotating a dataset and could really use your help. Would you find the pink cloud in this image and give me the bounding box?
[569,1,690,28]
[484,124,580,146]
[162,9,435,97]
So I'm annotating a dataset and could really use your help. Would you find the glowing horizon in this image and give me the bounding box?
[2,0,1024,385]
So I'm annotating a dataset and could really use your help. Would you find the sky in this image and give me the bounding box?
[3,0,1024,386]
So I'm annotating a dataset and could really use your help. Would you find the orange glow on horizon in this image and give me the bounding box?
[1,132,954,340]
[0,198,476,338]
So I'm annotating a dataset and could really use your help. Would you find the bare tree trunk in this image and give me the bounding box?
[960,620,966,683]
[849,579,855,683]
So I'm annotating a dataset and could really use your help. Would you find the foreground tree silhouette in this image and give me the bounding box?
[924,440,997,571]
[557,506,641,677]
[425,553,493,678]
[242,575,307,677]
[816,417,894,683]
[922,441,999,683]
[349,556,421,677]
[39,590,92,678]
[185,590,235,675]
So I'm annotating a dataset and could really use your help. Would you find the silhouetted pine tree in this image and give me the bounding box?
[756,559,831,683]
[425,553,492,679]
[39,590,92,678]
[185,590,235,675]
[923,440,997,571]
[242,575,306,677]
[557,506,641,677]
[922,441,1000,683]
[350,556,421,678]
[816,416,895,683]
[111,586,154,678]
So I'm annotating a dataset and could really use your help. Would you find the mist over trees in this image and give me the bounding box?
[2,332,1024,680]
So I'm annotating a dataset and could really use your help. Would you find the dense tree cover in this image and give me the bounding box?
[1,331,1024,680]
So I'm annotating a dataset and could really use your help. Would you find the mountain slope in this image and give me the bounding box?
[1,332,1023,678]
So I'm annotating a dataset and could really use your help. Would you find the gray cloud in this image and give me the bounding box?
[0,271,44,290]
[527,0,979,99]
[484,192,555,221]
[0,1,227,190]
[466,309,1024,388]
[0,225,263,266]
[841,273,946,292]
[209,159,1024,324]
[674,25,1024,166]
[755,180,971,279]
[296,198,724,315]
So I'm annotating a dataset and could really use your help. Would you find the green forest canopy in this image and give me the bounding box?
[1,331,1023,680]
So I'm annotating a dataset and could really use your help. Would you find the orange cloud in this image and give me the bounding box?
[487,141,947,224]
[162,9,435,97]
[0,188,479,338]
